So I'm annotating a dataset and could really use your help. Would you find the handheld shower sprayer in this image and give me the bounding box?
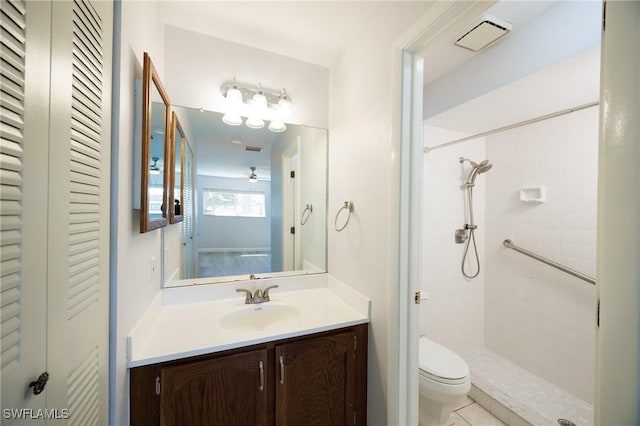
[456,157,493,279]
[459,157,493,186]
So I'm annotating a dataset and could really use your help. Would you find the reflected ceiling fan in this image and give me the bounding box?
[150,157,161,175]
[249,166,258,182]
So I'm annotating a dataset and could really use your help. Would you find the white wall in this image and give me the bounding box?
[112,2,165,425]
[421,126,486,354]
[196,175,271,250]
[163,25,329,129]
[484,106,598,403]
[327,10,428,422]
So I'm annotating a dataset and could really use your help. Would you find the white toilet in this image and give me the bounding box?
[418,336,471,426]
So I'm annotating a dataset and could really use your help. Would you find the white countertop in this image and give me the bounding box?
[128,275,370,368]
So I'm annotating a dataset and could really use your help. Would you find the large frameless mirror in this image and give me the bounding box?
[140,52,171,233]
[164,105,327,287]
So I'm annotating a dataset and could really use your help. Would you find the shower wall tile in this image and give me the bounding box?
[421,126,487,354]
[485,106,598,404]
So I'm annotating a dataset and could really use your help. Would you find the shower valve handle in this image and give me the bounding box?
[455,229,468,244]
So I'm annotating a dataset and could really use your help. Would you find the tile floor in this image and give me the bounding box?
[464,348,593,426]
[447,397,506,426]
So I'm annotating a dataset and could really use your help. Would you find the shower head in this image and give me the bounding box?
[459,157,493,185]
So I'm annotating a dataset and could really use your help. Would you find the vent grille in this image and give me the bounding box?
[455,15,512,52]
[245,146,262,152]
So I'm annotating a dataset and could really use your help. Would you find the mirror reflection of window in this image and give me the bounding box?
[203,189,266,217]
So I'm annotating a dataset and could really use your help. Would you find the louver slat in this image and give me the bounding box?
[0,0,25,373]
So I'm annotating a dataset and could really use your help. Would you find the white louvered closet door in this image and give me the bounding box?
[47,0,112,424]
[180,142,194,279]
[1,0,50,420]
[0,0,112,424]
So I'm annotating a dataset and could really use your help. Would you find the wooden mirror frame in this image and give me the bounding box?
[169,111,185,224]
[140,52,171,233]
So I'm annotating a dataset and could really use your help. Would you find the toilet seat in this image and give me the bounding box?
[419,337,470,385]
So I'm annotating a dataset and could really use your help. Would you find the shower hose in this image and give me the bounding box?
[462,185,481,279]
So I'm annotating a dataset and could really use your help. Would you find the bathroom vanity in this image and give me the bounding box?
[130,324,367,425]
[128,278,370,425]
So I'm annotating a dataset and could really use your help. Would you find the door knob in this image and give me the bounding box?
[29,372,49,395]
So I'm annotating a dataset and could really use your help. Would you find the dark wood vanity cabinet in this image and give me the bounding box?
[130,324,368,426]
[160,349,269,426]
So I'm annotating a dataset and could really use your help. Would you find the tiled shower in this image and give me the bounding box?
[422,106,598,425]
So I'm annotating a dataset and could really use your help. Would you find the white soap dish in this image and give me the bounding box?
[520,187,546,203]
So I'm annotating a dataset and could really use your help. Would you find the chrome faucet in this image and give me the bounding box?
[236,285,279,304]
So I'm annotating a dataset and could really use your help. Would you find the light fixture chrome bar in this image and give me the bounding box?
[423,101,599,154]
[503,239,596,285]
[220,80,291,105]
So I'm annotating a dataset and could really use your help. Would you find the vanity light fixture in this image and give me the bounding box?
[220,79,292,132]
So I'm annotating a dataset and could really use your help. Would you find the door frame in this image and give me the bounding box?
[391,2,496,423]
[394,1,640,425]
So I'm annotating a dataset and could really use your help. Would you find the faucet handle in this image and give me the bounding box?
[262,285,279,301]
[236,288,253,304]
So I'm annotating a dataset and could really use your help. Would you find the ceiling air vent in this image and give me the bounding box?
[455,15,513,52]
[245,146,262,152]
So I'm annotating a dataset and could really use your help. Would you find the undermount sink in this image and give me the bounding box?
[219,304,302,331]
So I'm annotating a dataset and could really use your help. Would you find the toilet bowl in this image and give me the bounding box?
[418,337,471,426]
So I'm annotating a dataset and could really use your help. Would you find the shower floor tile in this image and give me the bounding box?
[463,348,593,426]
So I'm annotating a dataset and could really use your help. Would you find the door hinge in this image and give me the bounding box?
[353,410,356,425]
[155,376,161,395]
[290,170,295,178]
[290,226,295,234]
[414,291,421,304]
[597,298,600,327]
[602,1,607,32]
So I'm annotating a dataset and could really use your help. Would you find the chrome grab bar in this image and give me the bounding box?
[503,239,596,285]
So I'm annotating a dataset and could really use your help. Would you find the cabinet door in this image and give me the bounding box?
[160,349,268,426]
[275,332,355,426]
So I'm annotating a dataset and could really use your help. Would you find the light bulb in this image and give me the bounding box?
[268,119,286,133]
[246,85,267,129]
[278,89,292,118]
[222,113,242,126]
[223,82,243,126]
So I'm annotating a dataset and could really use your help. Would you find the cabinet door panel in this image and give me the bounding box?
[160,349,268,426]
[275,332,354,426]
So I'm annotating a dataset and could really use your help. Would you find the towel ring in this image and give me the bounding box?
[301,204,313,225]
[335,201,353,232]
